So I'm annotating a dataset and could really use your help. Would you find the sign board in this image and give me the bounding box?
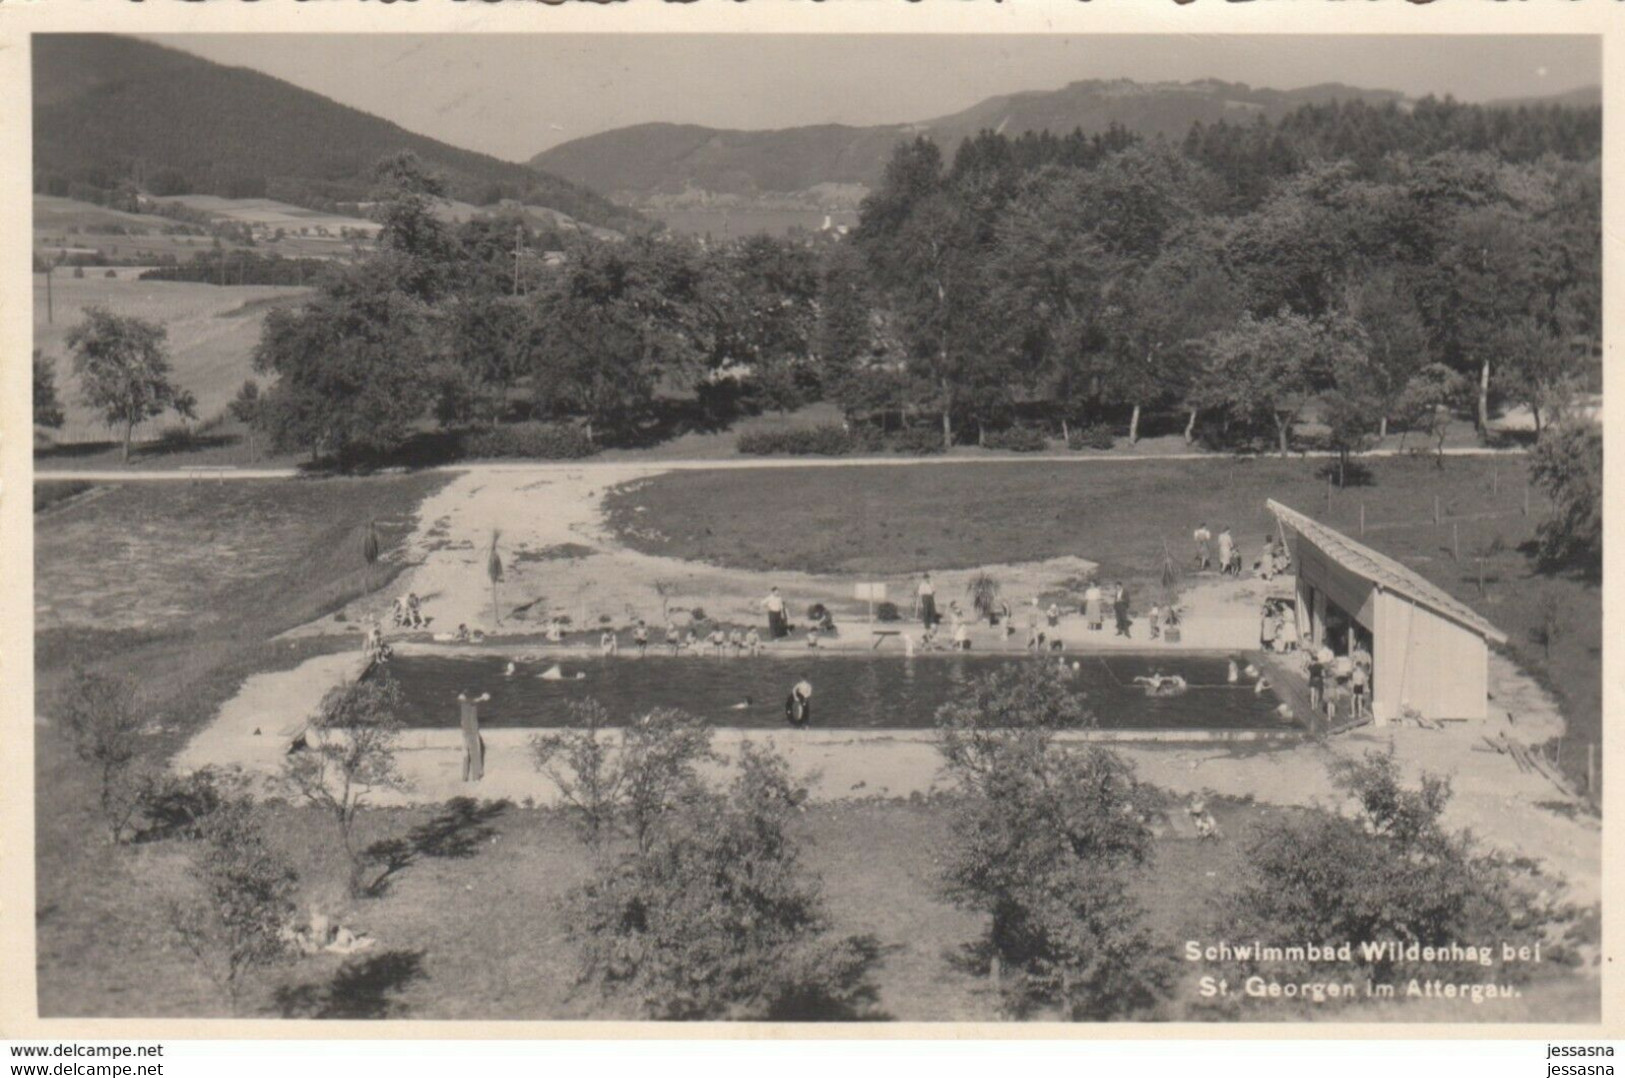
[853,583,887,602]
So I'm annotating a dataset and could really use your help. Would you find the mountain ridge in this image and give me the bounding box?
[531,77,1597,202]
[33,34,643,233]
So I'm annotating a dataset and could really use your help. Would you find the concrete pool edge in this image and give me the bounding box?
[388,724,1306,754]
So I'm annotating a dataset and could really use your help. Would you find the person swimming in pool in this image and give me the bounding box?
[785,677,813,728]
[1133,671,1188,695]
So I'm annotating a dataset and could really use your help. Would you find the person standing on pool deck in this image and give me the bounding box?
[915,573,939,629]
[633,620,649,657]
[458,690,491,783]
[1193,522,1213,571]
[1113,582,1133,638]
[785,677,813,728]
[764,587,789,639]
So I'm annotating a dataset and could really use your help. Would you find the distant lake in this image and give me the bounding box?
[650,207,860,238]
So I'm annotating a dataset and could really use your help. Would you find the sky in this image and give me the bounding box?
[147,34,1600,164]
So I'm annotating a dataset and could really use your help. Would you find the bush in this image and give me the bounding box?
[874,601,901,622]
[1068,423,1116,451]
[887,426,946,455]
[1222,751,1540,986]
[460,422,597,460]
[105,269,118,279]
[281,675,410,897]
[531,701,717,851]
[934,662,1173,1019]
[736,424,855,456]
[56,668,145,843]
[1529,423,1602,574]
[984,426,1050,453]
[138,767,236,842]
[564,742,881,1019]
[169,795,299,1014]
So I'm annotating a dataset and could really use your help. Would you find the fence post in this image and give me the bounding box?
[1433,495,1441,526]
[1588,743,1596,798]
[1452,522,1460,561]
[1326,472,1332,516]
[1359,502,1366,536]
[1492,466,1499,496]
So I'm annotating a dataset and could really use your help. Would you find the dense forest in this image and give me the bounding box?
[243,94,1600,467]
[32,35,644,233]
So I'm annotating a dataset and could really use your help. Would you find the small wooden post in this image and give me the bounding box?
[1433,495,1441,526]
[1359,503,1366,536]
[1326,472,1333,516]
[1492,466,1499,496]
[1587,743,1596,796]
[1452,522,1460,561]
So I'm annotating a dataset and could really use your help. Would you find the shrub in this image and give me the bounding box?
[460,422,597,460]
[1068,423,1116,451]
[1222,751,1539,986]
[564,742,881,1020]
[1529,423,1602,574]
[874,601,902,622]
[531,701,717,852]
[984,426,1050,453]
[168,795,299,1014]
[736,424,855,456]
[934,661,1173,1019]
[281,674,410,897]
[887,426,946,455]
[138,766,236,842]
[105,269,118,279]
[55,668,145,843]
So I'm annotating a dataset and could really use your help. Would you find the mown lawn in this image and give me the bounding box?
[34,474,451,1017]
[605,456,1601,793]
[31,463,1599,1021]
[35,789,1596,1022]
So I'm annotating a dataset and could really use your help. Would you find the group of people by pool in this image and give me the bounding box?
[1194,522,1292,581]
[1307,642,1373,723]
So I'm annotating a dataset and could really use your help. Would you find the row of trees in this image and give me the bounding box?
[245,97,1598,463]
[839,130,1598,453]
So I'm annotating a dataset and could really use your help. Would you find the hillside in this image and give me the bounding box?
[33,34,642,233]
[531,78,1411,200]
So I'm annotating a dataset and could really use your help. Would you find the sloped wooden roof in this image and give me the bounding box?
[1267,499,1508,645]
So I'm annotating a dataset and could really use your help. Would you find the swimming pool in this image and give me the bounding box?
[375,652,1293,732]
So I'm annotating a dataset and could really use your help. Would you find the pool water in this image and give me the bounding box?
[375,652,1291,731]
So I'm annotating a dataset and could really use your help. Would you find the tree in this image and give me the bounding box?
[368,151,459,303]
[55,668,145,843]
[1320,360,1384,487]
[65,307,196,461]
[229,380,262,459]
[1396,363,1470,468]
[531,702,717,852]
[252,257,437,461]
[564,741,879,1020]
[282,675,410,897]
[33,350,65,430]
[935,661,1173,1019]
[169,795,299,1014]
[1528,422,1602,573]
[1224,751,1534,986]
[529,236,716,441]
[1193,312,1356,457]
[1344,271,1430,438]
[1496,317,1579,437]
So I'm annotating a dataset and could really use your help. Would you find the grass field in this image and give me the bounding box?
[34,275,310,443]
[605,455,1601,791]
[31,465,1598,1020]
